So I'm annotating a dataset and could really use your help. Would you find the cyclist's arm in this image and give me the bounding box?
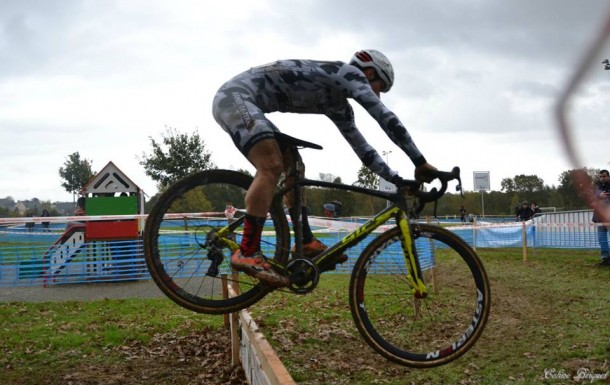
[327,63,430,182]
[340,69,426,168]
[364,98,427,167]
[327,105,397,182]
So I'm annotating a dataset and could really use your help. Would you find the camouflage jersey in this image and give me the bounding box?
[212,59,426,181]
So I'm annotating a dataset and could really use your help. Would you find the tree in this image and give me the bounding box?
[354,165,380,215]
[500,174,545,193]
[557,168,597,210]
[318,173,341,183]
[354,165,379,190]
[500,174,549,209]
[58,152,95,199]
[139,126,215,189]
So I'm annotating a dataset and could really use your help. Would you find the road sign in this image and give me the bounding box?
[473,171,491,191]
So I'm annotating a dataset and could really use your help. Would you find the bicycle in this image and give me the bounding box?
[143,133,491,368]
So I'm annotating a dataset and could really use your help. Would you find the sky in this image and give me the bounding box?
[2,0,610,203]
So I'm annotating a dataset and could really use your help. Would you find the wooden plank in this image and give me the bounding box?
[227,282,297,385]
[238,310,297,385]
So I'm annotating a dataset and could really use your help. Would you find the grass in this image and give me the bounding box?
[0,299,233,385]
[0,248,609,384]
[250,248,610,384]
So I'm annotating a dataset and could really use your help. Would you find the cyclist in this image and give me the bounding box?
[212,49,437,286]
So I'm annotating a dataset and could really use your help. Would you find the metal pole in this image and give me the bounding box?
[382,150,392,208]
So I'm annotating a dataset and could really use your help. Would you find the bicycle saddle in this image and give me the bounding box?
[275,132,323,150]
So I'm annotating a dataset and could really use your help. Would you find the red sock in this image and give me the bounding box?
[240,214,267,256]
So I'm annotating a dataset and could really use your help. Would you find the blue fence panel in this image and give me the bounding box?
[1,213,603,288]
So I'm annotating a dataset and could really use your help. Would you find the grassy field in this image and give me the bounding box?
[251,248,610,385]
[1,248,609,384]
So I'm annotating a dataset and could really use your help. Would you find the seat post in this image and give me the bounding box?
[291,147,304,258]
[276,132,318,258]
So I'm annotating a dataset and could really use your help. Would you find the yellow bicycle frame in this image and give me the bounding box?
[216,204,428,297]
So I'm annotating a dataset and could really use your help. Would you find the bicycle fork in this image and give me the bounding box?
[396,212,428,299]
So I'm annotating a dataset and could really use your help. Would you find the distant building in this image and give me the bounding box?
[53,202,75,216]
[0,197,89,217]
[0,197,15,208]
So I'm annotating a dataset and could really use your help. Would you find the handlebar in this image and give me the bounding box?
[417,166,462,203]
[396,166,462,206]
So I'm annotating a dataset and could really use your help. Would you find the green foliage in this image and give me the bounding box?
[500,174,545,193]
[200,184,246,212]
[139,126,215,189]
[318,173,341,183]
[354,165,379,190]
[166,187,213,214]
[58,152,95,196]
[557,167,599,210]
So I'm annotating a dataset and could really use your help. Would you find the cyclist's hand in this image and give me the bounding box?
[390,175,417,195]
[414,163,438,183]
[390,174,406,186]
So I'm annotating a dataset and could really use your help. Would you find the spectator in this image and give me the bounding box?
[530,202,542,217]
[516,201,533,221]
[41,209,51,232]
[323,201,342,219]
[66,197,86,229]
[459,206,466,223]
[224,201,237,222]
[323,203,335,218]
[74,197,86,216]
[331,201,342,218]
[592,169,610,267]
[25,212,35,232]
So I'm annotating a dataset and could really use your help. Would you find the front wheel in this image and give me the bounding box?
[349,224,490,368]
[144,169,290,314]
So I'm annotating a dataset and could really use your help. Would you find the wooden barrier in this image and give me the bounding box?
[225,279,297,385]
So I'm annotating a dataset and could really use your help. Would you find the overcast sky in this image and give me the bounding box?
[2,0,610,203]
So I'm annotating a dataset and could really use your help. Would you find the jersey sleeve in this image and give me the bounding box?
[359,93,426,167]
[341,65,427,167]
[326,104,398,181]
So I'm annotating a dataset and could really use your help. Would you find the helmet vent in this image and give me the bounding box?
[356,51,373,62]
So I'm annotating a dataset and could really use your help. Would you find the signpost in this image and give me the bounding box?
[379,177,396,208]
[473,171,491,216]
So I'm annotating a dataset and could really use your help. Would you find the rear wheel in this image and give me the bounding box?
[144,169,290,314]
[349,224,490,367]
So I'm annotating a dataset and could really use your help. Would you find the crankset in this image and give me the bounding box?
[285,258,320,294]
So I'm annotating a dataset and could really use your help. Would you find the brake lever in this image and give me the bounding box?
[456,174,464,198]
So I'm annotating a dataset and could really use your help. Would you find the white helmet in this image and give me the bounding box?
[349,49,395,92]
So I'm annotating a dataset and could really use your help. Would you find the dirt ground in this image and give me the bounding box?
[5,258,609,385]
[1,281,250,385]
[58,329,249,385]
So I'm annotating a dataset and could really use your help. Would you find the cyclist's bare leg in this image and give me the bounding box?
[230,138,289,287]
[246,138,284,217]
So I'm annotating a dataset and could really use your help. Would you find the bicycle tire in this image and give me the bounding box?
[349,224,490,367]
[144,169,290,314]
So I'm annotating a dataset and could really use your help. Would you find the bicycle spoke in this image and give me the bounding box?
[144,170,289,314]
[350,225,490,367]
